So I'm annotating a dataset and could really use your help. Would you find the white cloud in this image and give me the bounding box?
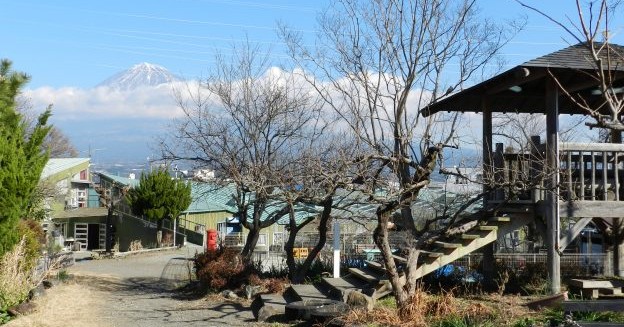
[23,82,192,120]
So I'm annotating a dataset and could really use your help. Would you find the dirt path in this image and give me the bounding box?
[6,247,261,327]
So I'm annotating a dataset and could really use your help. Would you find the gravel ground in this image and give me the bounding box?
[6,246,267,327]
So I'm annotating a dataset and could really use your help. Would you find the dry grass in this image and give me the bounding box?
[248,274,289,295]
[342,288,534,327]
[0,238,36,310]
[4,282,108,327]
[128,240,143,252]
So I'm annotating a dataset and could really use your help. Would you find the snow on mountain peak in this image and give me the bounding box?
[97,62,184,91]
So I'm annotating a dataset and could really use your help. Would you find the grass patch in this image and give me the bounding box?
[375,296,397,309]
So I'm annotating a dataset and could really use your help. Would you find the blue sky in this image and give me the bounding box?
[3,0,622,89]
[1,0,623,167]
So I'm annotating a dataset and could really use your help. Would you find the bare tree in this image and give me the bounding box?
[44,127,79,158]
[279,136,363,283]
[281,0,518,310]
[161,41,327,261]
[17,98,78,157]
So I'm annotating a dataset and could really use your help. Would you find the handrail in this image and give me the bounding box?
[491,140,624,203]
[561,142,624,152]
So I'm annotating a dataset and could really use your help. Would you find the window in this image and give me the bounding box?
[257,234,267,246]
[217,222,225,233]
[80,169,87,180]
[273,232,284,245]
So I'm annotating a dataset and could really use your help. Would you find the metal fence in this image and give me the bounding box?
[338,251,608,277]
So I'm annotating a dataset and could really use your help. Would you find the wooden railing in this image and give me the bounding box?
[560,142,624,202]
[491,140,624,203]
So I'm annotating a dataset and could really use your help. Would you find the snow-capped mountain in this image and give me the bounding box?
[97,62,184,91]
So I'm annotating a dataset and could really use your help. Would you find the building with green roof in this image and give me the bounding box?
[41,158,106,251]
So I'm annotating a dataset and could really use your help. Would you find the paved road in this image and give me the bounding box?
[13,246,262,327]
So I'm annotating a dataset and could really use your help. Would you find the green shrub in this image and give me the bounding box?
[0,311,11,324]
[17,219,44,271]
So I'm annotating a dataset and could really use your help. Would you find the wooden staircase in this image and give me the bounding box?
[256,214,534,322]
[339,214,534,300]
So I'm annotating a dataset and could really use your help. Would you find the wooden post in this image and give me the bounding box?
[494,143,505,201]
[481,99,496,289]
[546,79,561,294]
[530,136,542,202]
[483,99,493,202]
[611,130,623,276]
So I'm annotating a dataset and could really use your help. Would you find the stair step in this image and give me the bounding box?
[434,241,462,249]
[461,234,481,240]
[322,275,368,299]
[489,216,510,222]
[348,267,383,283]
[478,225,498,231]
[289,284,328,301]
[365,260,387,274]
[427,251,444,258]
[392,254,407,264]
[413,229,498,279]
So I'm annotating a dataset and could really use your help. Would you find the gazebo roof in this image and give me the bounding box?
[422,42,624,116]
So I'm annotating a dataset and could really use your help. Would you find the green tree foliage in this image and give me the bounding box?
[0,59,50,257]
[125,168,192,245]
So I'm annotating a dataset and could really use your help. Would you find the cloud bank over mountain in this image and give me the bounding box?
[20,62,480,167]
[24,63,190,120]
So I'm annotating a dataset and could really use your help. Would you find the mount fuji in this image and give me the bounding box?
[96,62,184,91]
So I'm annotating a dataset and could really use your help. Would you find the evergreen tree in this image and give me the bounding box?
[0,59,51,257]
[125,167,192,246]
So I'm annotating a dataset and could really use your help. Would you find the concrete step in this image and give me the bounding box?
[348,267,384,283]
[255,293,288,322]
[288,284,329,301]
[322,275,369,300]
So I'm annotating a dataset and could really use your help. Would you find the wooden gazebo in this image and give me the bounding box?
[423,42,624,293]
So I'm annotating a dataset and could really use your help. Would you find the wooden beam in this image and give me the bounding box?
[559,218,592,250]
[561,142,624,152]
[560,201,624,218]
[434,241,462,249]
[485,67,548,95]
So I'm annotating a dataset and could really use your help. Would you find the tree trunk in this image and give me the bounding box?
[156,219,163,247]
[241,227,260,262]
[285,227,298,281]
[293,207,332,283]
[374,211,409,309]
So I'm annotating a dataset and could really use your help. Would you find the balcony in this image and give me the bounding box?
[491,141,624,218]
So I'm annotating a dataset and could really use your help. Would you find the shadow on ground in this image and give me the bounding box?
[70,257,259,326]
